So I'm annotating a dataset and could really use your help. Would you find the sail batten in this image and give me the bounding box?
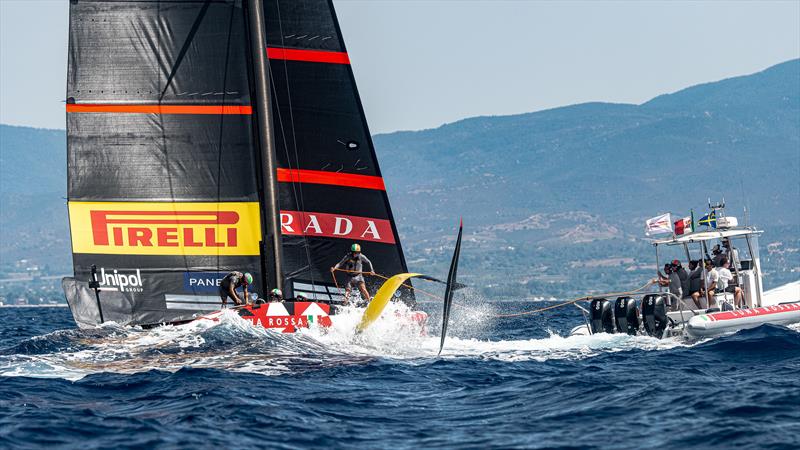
[66,104,253,114]
[267,47,350,64]
[276,168,386,190]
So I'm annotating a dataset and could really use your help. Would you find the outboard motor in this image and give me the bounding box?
[614,296,640,335]
[641,294,668,338]
[589,298,614,334]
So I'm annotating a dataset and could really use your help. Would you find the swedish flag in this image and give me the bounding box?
[698,211,717,228]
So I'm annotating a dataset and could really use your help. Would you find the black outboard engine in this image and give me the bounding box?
[614,296,640,335]
[589,298,614,334]
[641,294,668,338]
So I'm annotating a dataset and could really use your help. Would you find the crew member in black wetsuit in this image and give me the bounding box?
[219,271,252,307]
[331,243,374,305]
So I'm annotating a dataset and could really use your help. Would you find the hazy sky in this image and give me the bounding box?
[1,0,798,133]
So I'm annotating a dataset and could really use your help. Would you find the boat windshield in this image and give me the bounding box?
[652,227,762,271]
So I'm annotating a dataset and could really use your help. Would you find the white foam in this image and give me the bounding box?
[0,302,690,381]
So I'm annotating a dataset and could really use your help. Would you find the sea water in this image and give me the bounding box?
[1,298,799,449]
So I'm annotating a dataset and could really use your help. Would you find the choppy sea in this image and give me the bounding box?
[1,295,800,449]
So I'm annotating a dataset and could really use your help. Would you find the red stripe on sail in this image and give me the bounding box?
[280,211,395,244]
[267,47,350,65]
[277,168,385,191]
[66,104,252,115]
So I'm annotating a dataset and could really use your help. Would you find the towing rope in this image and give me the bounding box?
[332,269,657,319]
[492,280,656,318]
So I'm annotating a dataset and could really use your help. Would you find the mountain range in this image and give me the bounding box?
[377,59,799,229]
[1,59,798,296]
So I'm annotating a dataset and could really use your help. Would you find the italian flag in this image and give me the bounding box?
[674,215,693,235]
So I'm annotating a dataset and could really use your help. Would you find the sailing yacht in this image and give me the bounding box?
[61,0,424,332]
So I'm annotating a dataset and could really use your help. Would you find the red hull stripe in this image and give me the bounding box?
[267,47,350,65]
[66,104,252,115]
[277,168,385,191]
[709,302,800,321]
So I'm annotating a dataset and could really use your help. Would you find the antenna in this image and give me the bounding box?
[739,178,750,227]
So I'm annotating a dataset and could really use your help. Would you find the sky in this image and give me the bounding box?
[1,0,798,133]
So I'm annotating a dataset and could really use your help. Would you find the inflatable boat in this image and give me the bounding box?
[570,205,800,340]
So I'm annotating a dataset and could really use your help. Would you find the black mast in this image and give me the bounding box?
[246,0,283,292]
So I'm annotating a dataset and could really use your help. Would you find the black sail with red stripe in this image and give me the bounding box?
[63,0,412,327]
[64,0,265,325]
[263,0,412,302]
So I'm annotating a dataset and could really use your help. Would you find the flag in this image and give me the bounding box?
[673,216,693,235]
[698,211,717,228]
[645,213,672,235]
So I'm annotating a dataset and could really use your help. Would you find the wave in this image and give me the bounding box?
[2,301,798,381]
[690,323,800,359]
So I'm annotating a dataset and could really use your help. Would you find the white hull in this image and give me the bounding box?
[685,302,800,337]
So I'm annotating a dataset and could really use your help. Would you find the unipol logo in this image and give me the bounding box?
[69,202,261,256]
[280,211,395,244]
[99,267,144,293]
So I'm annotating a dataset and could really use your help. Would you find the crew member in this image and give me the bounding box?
[657,263,682,308]
[688,260,705,309]
[672,260,690,298]
[268,288,283,302]
[718,257,745,308]
[704,260,719,307]
[331,243,375,305]
[722,239,740,268]
[711,244,725,267]
[219,271,252,307]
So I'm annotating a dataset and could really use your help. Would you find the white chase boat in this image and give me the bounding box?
[571,205,800,340]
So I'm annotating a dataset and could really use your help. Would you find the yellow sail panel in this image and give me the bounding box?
[356,273,422,332]
[68,201,262,256]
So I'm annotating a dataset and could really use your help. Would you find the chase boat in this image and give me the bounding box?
[570,205,800,340]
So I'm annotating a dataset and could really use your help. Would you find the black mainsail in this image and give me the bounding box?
[62,0,412,327]
[264,0,411,302]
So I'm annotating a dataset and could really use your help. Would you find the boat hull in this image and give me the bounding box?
[63,277,212,328]
[569,301,800,339]
[64,276,429,332]
[685,302,800,337]
[200,302,428,333]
